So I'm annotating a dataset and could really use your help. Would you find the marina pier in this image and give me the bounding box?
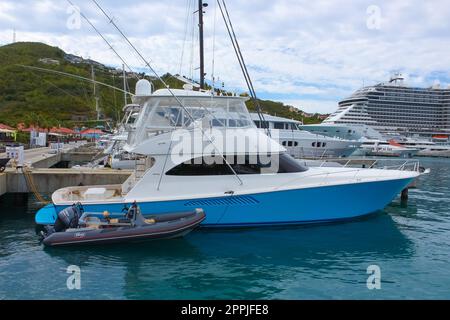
[3,168,131,194]
[0,172,6,197]
[0,146,132,197]
[0,144,104,168]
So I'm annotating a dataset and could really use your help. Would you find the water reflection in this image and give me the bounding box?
[1,157,448,299]
[41,213,414,299]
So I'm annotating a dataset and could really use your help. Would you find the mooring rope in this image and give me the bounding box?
[21,167,50,204]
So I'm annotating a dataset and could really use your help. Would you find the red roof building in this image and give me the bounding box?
[0,124,15,131]
[21,127,48,133]
[80,129,104,135]
[50,127,76,135]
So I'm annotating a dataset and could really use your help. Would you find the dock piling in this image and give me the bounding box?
[401,188,409,202]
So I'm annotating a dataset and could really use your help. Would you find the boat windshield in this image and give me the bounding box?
[128,95,254,147]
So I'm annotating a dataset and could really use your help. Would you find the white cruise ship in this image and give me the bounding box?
[323,74,450,138]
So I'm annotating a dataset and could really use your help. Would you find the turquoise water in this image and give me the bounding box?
[1,158,449,300]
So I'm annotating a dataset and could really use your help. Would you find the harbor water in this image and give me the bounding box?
[1,157,449,300]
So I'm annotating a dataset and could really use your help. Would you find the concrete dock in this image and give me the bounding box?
[0,145,101,169]
[0,145,132,198]
[0,173,6,197]
[4,168,132,194]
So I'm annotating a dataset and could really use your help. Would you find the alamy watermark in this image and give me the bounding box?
[67,265,81,290]
[366,5,382,30]
[66,5,82,30]
[366,265,381,290]
[170,127,281,174]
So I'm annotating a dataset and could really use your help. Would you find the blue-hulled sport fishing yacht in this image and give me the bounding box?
[36,85,421,227]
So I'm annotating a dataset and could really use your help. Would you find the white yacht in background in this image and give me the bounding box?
[106,133,138,170]
[104,104,143,170]
[250,114,361,158]
[355,139,419,158]
[301,123,425,158]
[394,137,450,157]
[301,123,384,141]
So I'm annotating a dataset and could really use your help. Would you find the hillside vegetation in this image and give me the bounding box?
[0,42,323,128]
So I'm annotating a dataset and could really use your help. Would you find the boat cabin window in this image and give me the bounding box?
[274,122,285,130]
[283,141,298,147]
[127,116,137,125]
[313,142,325,148]
[212,119,226,127]
[166,153,308,176]
[254,120,270,129]
[290,123,300,131]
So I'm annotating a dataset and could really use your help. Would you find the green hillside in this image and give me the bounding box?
[0,42,323,128]
[246,99,323,124]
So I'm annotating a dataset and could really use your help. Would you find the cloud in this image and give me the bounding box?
[1,0,449,114]
[0,2,16,23]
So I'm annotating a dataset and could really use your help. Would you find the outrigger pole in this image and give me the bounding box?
[217,0,271,137]
[198,0,207,90]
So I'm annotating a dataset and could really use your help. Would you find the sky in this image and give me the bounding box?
[0,0,450,114]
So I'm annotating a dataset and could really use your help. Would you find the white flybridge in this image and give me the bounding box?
[36,83,422,227]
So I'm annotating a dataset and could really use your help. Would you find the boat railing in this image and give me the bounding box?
[339,158,422,173]
[278,158,424,191]
[318,149,328,160]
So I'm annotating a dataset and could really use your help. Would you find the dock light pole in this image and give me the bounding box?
[198,1,208,90]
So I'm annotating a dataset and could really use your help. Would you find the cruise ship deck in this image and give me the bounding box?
[324,74,450,138]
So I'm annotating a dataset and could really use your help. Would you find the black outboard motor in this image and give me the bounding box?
[54,204,83,232]
[126,202,139,227]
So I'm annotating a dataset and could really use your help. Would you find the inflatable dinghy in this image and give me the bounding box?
[41,203,205,247]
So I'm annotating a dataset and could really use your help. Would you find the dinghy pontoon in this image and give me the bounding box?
[41,203,205,247]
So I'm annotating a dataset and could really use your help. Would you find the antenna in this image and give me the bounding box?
[13,28,16,43]
[217,0,271,137]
